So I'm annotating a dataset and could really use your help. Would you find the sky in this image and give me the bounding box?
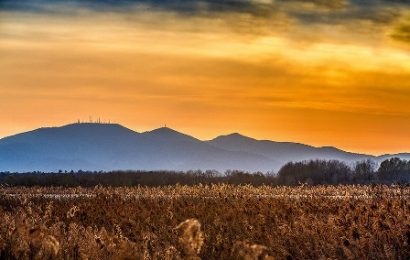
[0,0,409,155]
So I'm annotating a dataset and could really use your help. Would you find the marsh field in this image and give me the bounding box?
[0,185,409,260]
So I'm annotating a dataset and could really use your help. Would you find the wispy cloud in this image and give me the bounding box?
[0,0,409,153]
[1,0,409,44]
[391,14,410,43]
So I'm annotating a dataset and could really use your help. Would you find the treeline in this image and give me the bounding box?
[0,170,276,187]
[278,157,410,185]
[0,157,409,187]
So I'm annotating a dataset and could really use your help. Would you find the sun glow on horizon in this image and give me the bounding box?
[0,1,409,154]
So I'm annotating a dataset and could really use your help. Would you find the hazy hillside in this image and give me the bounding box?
[0,123,273,172]
[0,123,407,172]
[207,133,372,166]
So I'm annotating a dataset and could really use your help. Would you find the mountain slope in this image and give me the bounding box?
[0,123,143,171]
[207,133,372,163]
[0,123,408,172]
[0,123,274,172]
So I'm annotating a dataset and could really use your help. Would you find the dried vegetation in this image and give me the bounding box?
[0,185,409,259]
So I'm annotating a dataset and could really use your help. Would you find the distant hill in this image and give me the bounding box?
[206,133,372,170]
[0,123,407,172]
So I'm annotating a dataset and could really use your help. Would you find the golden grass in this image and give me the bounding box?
[0,185,409,259]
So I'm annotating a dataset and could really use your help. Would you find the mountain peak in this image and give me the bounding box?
[212,132,256,142]
[0,122,139,146]
[54,122,138,135]
[142,127,199,143]
[62,122,126,129]
[150,126,177,133]
[228,132,251,138]
[144,126,182,135]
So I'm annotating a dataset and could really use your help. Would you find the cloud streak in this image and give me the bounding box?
[1,0,409,44]
[0,0,409,153]
[391,14,410,43]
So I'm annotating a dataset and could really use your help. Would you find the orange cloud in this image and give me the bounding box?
[0,5,409,154]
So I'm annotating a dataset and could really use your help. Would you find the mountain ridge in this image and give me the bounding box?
[0,123,407,172]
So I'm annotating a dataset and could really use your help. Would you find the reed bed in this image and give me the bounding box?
[0,185,409,259]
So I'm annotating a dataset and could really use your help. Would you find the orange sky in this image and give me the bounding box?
[0,1,409,154]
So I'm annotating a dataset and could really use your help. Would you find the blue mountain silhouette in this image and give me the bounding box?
[0,123,408,172]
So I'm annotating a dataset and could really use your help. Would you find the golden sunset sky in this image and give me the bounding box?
[0,0,409,154]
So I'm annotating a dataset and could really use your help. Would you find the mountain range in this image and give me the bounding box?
[0,123,408,172]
